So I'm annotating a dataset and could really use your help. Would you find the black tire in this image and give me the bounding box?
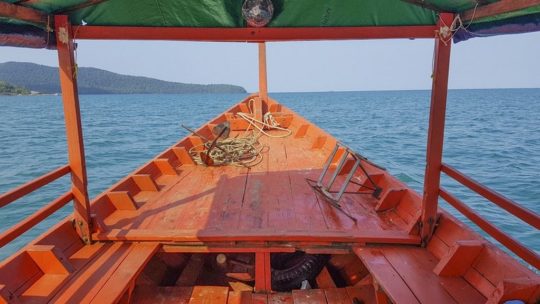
[271,252,329,291]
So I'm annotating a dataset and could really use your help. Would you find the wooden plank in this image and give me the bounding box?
[91,243,160,303]
[189,286,229,304]
[92,229,421,244]
[228,291,252,304]
[107,191,138,211]
[420,12,453,241]
[26,245,73,275]
[316,267,336,289]
[433,240,484,276]
[324,288,350,303]
[132,174,159,192]
[176,254,205,286]
[255,252,271,292]
[154,159,178,176]
[292,289,327,303]
[381,247,485,304]
[132,286,192,304]
[268,293,293,304]
[56,15,92,242]
[375,189,407,211]
[346,286,376,304]
[172,147,195,165]
[0,164,70,208]
[252,293,269,304]
[50,243,133,303]
[354,248,420,304]
[73,25,439,41]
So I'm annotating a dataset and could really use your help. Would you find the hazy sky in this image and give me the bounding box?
[0,31,539,92]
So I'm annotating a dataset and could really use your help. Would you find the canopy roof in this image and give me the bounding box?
[1,0,540,48]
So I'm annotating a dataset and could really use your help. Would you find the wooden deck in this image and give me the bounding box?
[94,130,416,247]
[132,286,375,304]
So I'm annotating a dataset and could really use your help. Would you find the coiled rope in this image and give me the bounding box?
[189,99,291,167]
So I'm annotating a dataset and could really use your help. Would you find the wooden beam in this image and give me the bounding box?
[420,13,453,244]
[72,25,438,41]
[461,0,540,22]
[91,228,421,245]
[442,163,540,229]
[0,1,46,27]
[55,15,92,243]
[440,188,540,270]
[0,165,70,208]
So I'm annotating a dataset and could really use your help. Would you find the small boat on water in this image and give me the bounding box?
[0,1,539,303]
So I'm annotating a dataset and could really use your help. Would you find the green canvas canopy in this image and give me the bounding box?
[1,0,540,48]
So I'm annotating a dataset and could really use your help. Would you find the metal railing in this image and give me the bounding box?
[0,165,73,248]
[439,163,540,269]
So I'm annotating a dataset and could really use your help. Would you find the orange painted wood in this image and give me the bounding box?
[0,191,73,248]
[73,25,439,41]
[107,191,138,211]
[257,42,268,121]
[311,136,327,149]
[0,164,70,208]
[355,248,420,304]
[433,240,485,276]
[324,288,351,303]
[375,188,407,211]
[268,293,293,304]
[292,289,326,303]
[294,124,310,138]
[131,286,192,304]
[316,267,337,289]
[56,15,92,242]
[26,245,74,275]
[461,0,540,22]
[440,188,540,269]
[92,229,421,244]
[172,147,195,165]
[50,243,133,303]
[255,252,271,292]
[421,13,454,242]
[346,286,376,304]
[252,293,269,304]
[0,285,10,304]
[228,291,252,304]
[91,242,160,303]
[189,286,229,304]
[154,159,178,176]
[0,1,45,26]
[486,278,540,304]
[360,246,487,304]
[132,174,159,192]
[442,163,540,229]
[175,254,205,286]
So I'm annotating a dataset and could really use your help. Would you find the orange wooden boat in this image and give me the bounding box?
[1,1,539,303]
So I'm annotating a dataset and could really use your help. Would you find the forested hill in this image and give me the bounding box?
[0,62,246,94]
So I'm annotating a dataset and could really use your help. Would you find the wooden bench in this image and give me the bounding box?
[5,241,159,303]
[355,246,486,304]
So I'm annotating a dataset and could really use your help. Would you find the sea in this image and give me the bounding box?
[1,89,539,267]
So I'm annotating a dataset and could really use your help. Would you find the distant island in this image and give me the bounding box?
[0,80,32,95]
[0,62,246,95]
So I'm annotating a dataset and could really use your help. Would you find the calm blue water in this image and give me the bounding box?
[1,90,539,265]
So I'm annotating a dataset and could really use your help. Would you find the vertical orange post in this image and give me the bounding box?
[255,252,271,292]
[420,13,453,244]
[55,15,92,243]
[254,42,267,121]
